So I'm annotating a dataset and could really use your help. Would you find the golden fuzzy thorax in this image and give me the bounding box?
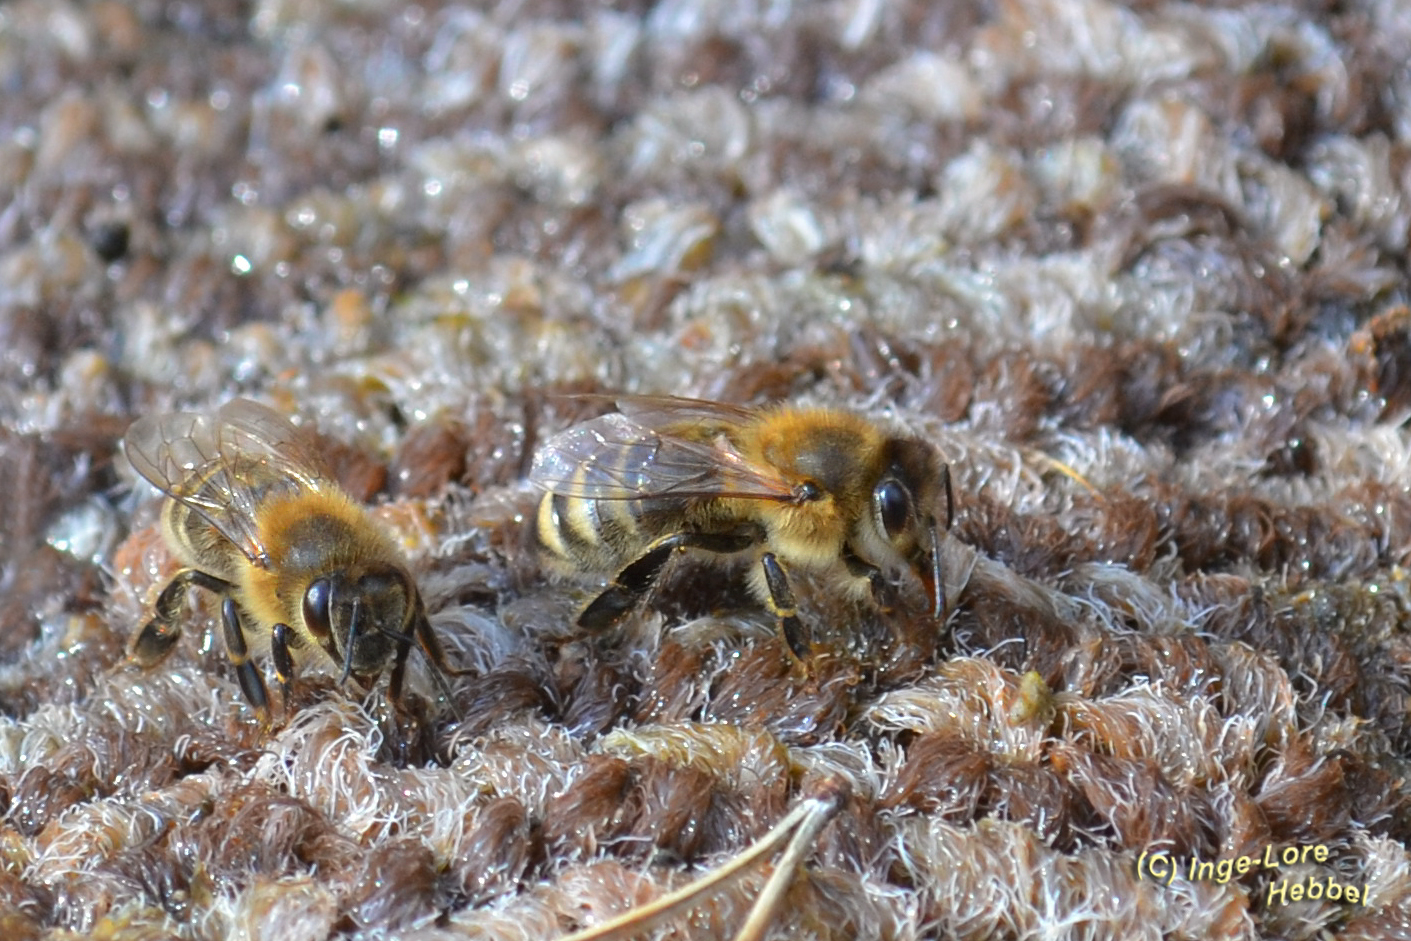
[235,490,404,647]
[737,407,889,569]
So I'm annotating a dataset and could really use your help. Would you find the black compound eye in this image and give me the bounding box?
[303,578,332,639]
[875,479,912,537]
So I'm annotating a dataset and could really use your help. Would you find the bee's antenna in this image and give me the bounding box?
[932,462,953,619]
[340,598,361,685]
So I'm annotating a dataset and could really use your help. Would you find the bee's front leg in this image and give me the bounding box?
[412,613,469,721]
[579,531,756,630]
[848,541,945,620]
[271,622,298,715]
[385,631,414,706]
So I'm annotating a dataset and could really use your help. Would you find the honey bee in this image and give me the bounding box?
[124,398,466,719]
[530,396,953,659]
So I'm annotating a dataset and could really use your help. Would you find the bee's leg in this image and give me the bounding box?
[866,569,898,612]
[760,552,810,662]
[387,633,413,705]
[855,550,944,620]
[271,622,298,714]
[382,639,439,767]
[412,615,469,721]
[842,550,898,612]
[941,462,954,530]
[132,568,231,665]
[220,597,270,722]
[399,619,466,724]
[579,531,756,630]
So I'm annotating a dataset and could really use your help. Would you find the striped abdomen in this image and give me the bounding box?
[534,489,685,574]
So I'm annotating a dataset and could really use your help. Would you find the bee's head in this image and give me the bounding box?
[866,437,951,618]
[302,563,419,682]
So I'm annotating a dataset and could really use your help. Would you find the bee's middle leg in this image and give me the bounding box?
[132,568,232,665]
[760,552,810,661]
[220,597,271,721]
[578,531,757,630]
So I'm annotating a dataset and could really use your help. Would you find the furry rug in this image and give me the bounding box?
[2,1,1411,938]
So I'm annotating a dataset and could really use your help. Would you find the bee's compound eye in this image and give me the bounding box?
[875,479,912,537]
[303,577,332,639]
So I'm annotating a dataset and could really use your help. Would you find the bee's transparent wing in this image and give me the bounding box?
[612,394,760,430]
[210,399,334,487]
[124,399,332,565]
[530,412,795,501]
